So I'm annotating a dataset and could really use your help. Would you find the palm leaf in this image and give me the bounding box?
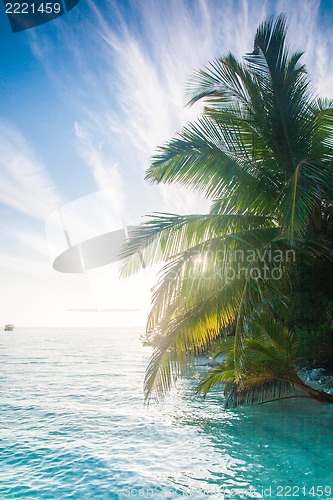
[119,14,333,404]
[224,378,294,409]
[278,161,333,241]
[197,366,235,396]
[120,212,277,277]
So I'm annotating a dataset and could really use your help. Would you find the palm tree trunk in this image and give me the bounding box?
[302,385,333,403]
[293,377,333,403]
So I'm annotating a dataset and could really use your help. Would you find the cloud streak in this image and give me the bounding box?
[30,0,333,218]
[82,0,333,211]
[3,0,332,326]
[0,121,61,220]
[5,226,50,257]
[74,122,125,211]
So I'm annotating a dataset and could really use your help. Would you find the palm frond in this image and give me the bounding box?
[120,212,277,277]
[119,14,333,405]
[185,52,254,109]
[278,161,333,241]
[197,365,235,396]
[197,314,302,407]
[224,378,294,409]
[143,234,293,401]
[146,116,281,206]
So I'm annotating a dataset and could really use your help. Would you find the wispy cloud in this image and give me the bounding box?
[5,226,50,257]
[74,122,125,210]
[30,0,333,219]
[0,121,61,220]
[0,252,46,274]
[83,0,333,211]
[4,0,332,326]
[277,0,333,98]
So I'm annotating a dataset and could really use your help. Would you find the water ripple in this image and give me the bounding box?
[0,328,332,499]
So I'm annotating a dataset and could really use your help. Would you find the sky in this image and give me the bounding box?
[0,0,332,327]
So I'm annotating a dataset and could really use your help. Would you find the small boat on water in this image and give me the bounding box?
[4,324,14,331]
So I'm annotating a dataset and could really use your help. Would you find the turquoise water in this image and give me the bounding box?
[0,328,332,499]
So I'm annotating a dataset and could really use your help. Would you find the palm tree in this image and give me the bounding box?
[121,14,333,402]
[197,314,333,407]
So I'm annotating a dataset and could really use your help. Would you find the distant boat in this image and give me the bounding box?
[4,324,14,331]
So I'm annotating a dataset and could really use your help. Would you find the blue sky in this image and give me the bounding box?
[0,0,332,326]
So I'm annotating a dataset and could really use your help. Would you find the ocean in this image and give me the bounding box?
[0,327,332,499]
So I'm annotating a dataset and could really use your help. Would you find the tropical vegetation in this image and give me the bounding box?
[121,14,333,406]
[197,314,333,406]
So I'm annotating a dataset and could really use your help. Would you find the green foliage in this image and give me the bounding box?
[198,315,333,408]
[293,326,333,370]
[121,14,333,402]
[282,258,333,329]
